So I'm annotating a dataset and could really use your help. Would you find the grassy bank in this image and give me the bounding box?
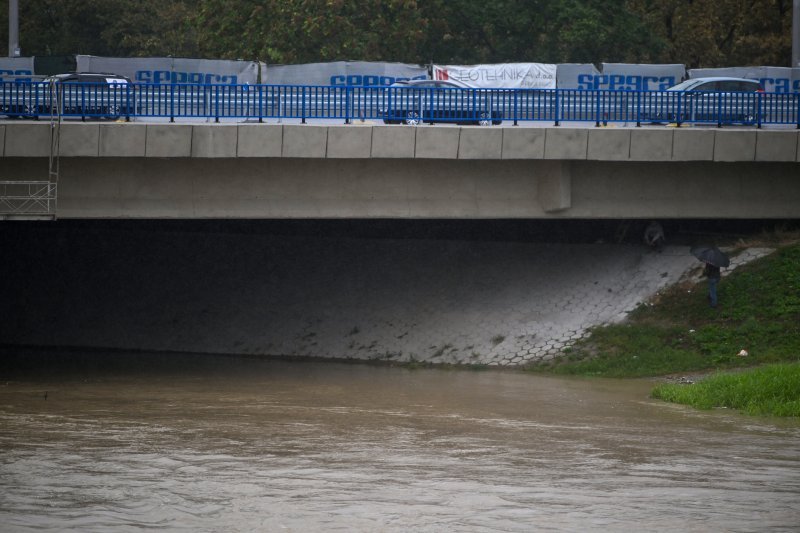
[652,363,800,416]
[528,241,800,379]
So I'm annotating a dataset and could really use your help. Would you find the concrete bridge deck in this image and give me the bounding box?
[1,122,799,219]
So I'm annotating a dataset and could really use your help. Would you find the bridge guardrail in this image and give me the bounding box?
[1,80,798,127]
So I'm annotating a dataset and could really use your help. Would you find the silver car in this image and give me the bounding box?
[642,76,764,124]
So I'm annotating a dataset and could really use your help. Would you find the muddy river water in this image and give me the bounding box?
[1,352,798,531]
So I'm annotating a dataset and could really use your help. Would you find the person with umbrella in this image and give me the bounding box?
[691,246,730,308]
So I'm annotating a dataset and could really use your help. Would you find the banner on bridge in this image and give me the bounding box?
[262,61,428,86]
[76,56,259,85]
[0,57,35,82]
[589,64,685,91]
[688,66,800,93]
[555,64,599,89]
[433,63,556,89]
[557,63,684,91]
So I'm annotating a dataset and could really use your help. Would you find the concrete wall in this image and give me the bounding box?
[3,122,799,162]
[1,123,799,219]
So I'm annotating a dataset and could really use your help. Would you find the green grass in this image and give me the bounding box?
[652,363,800,416]
[528,243,800,379]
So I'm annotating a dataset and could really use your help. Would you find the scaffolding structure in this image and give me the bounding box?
[0,83,60,220]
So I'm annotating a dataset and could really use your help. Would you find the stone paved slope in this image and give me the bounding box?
[0,229,770,366]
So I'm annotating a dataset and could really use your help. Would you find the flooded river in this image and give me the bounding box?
[1,352,799,531]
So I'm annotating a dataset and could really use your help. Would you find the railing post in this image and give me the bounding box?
[513,90,518,126]
[756,92,762,129]
[302,86,307,124]
[636,90,641,127]
[717,92,722,128]
[125,83,131,122]
[595,90,601,127]
[345,86,351,124]
[384,87,394,124]
[34,81,40,119]
[554,89,560,126]
[432,87,438,125]
[203,84,209,120]
[258,84,263,123]
[214,84,220,123]
[676,92,682,128]
[170,83,175,123]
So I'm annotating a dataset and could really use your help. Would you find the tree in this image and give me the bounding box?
[417,0,664,64]
[195,0,433,63]
[627,0,793,67]
[1,0,199,58]
[2,0,793,67]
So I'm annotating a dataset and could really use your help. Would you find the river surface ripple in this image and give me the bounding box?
[1,353,799,532]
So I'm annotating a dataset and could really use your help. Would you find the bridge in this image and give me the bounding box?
[1,120,798,366]
[1,121,799,220]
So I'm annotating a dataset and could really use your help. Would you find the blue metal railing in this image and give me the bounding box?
[2,80,799,128]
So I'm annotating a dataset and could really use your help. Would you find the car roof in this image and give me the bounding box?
[48,72,130,81]
[668,77,763,91]
[686,77,761,83]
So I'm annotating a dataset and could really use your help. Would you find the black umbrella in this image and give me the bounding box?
[690,245,730,268]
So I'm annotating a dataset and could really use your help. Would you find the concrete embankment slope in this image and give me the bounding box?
[0,225,768,365]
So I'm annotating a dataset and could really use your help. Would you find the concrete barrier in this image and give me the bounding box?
[192,124,237,158]
[100,123,146,157]
[714,130,757,162]
[282,125,327,158]
[501,128,545,159]
[3,122,799,162]
[60,123,100,157]
[756,130,799,161]
[414,127,460,159]
[4,123,50,157]
[327,125,372,158]
[544,128,588,159]
[672,129,715,161]
[587,129,631,160]
[371,126,415,158]
[237,124,282,158]
[629,129,673,161]
[145,124,191,157]
[459,128,502,159]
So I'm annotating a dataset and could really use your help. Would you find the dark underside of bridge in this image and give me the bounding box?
[2,218,797,368]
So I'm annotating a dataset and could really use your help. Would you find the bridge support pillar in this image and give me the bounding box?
[537,161,572,213]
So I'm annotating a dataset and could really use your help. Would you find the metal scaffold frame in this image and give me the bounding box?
[0,82,60,220]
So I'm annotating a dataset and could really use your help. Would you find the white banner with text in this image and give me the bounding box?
[433,63,557,89]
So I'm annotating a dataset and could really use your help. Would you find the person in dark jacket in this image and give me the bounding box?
[643,221,665,251]
[703,262,721,308]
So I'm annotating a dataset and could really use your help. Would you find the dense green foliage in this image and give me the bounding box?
[531,243,800,378]
[652,363,800,416]
[1,0,794,67]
